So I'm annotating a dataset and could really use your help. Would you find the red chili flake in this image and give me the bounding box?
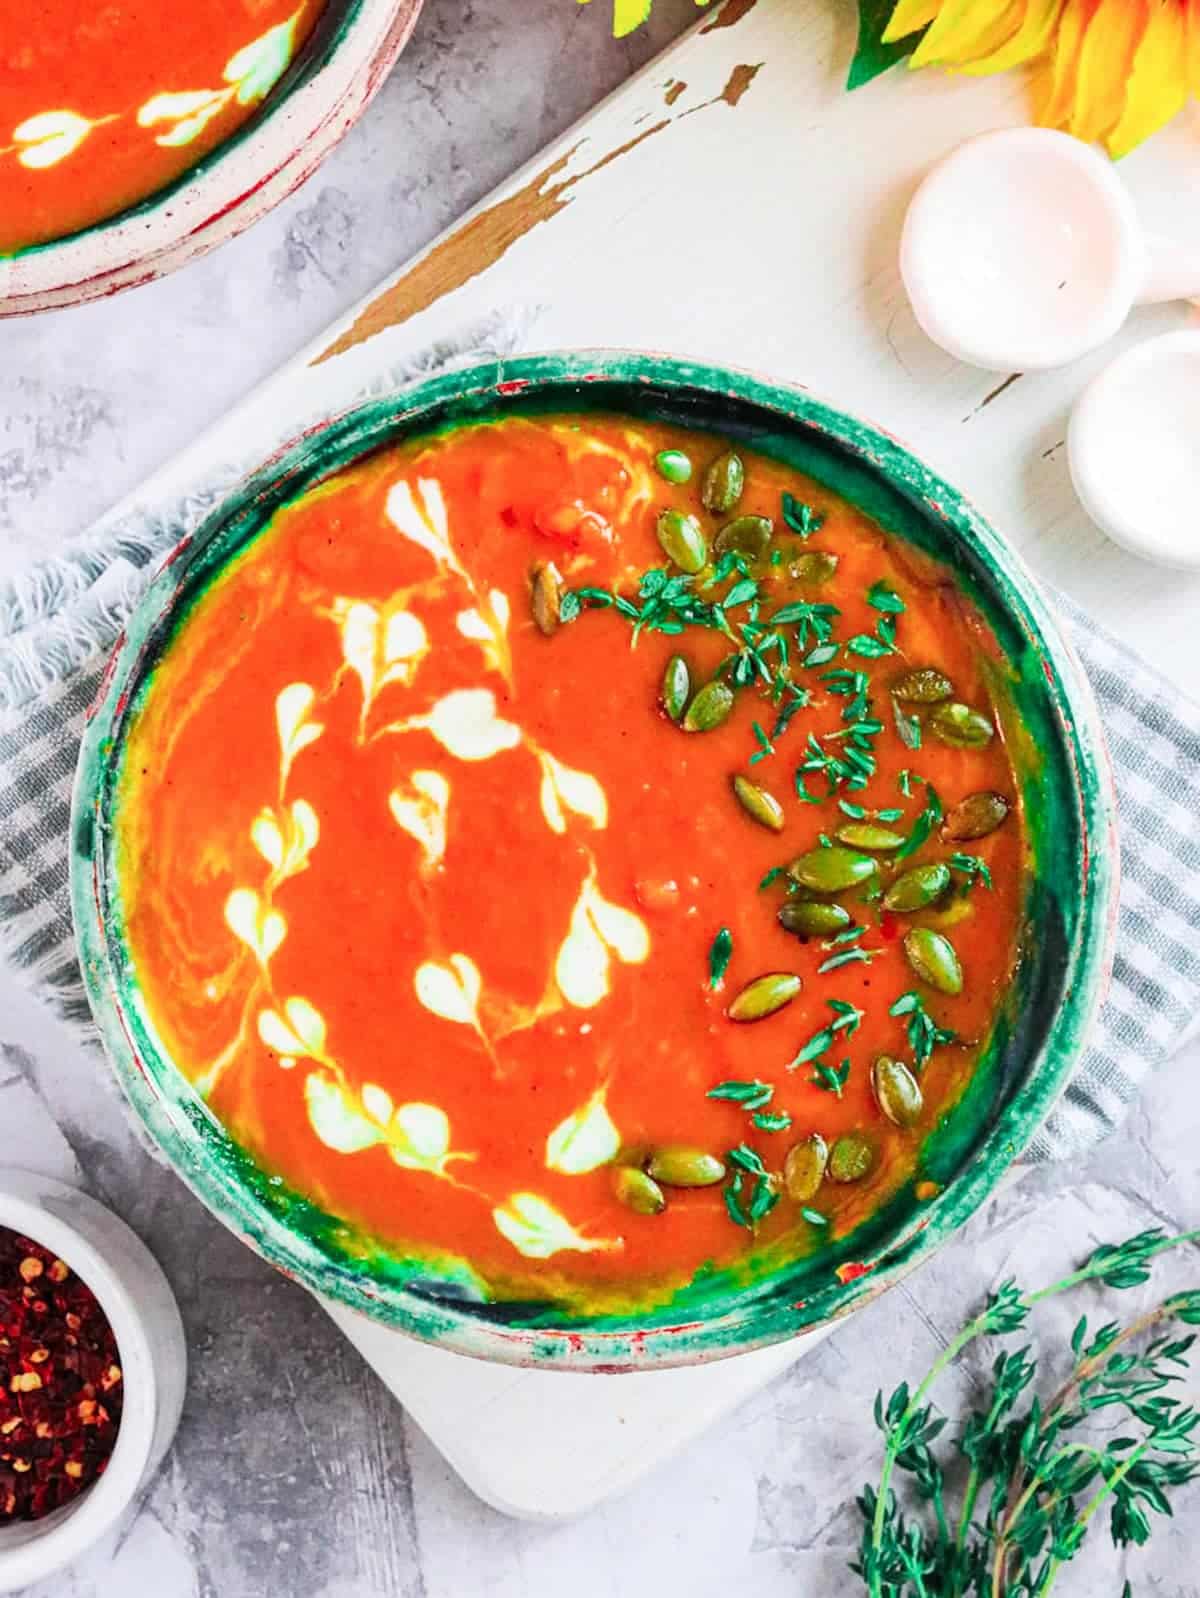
[0,1226,123,1524]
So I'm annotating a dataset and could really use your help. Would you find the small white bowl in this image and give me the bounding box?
[0,1167,186,1593]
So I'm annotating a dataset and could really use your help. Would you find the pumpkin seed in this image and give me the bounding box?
[727,972,802,1022]
[612,1166,666,1215]
[732,774,785,831]
[872,1055,924,1128]
[714,514,773,560]
[778,899,852,937]
[892,667,954,704]
[788,550,839,585]
[530,561,563,637]
[647,1147,726,1188]
[701,449,745,514]
[661,654,690,722]
[835,823,905,852]
[930,702,995,749]
[683,679,734,733]
[655,449,692,485]
[784,1134,828,1202]
[883,862,952,912]
[656,509,708,574]
[943,790,1010,840]
[904,926,964,994]
[828,1131,876,1184]
[788,846,878,894]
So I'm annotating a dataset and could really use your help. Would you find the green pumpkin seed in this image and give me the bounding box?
[943,790,1010,840]
[778,899,852,937]
[701,449,745,514]
[661,654,690,722]
[784,1134,828,1202]
[530,561,563,637]
[714,514,773,560]
[904,927,963,995]
[891,667,954,704]
[612,1166,666,1215]
[828,1131,876,1184]
[788,846,878,894]
[835,823,906,852]
[930,702,995,749]
[788,550,839,585]
[655,449,692,485]
[656,509,708,574]
[883,863,953,912]
[683,679,734,733]
[727,972,802,1022]
[872,1055,924,1128]
[647,1147,726,1188]
[732,774,785,831]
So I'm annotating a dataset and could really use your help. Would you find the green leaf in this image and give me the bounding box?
[708,926,733,990]
[846,0,924,92]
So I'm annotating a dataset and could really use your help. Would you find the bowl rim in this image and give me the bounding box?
[0,0,423,316]
[0,1169,169,1590]
[70,349,1121,1370]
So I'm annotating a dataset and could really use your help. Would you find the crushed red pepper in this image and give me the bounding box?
[0,1228,122,1522]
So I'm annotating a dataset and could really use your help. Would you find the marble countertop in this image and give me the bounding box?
[2,2,1199,1593]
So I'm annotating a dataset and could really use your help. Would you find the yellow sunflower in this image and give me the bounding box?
[882,0,1198,156]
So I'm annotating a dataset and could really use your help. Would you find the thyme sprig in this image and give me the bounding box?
[855,1226,1200,1598]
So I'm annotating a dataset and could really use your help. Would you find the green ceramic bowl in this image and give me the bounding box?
[71,353,1119,1370]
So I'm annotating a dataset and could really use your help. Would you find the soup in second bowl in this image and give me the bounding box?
[0,0,325,252]
[113,413,1026,1314]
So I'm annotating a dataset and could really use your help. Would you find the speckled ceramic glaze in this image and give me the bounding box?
[0,0,423,317]
[71,353,1119,1370]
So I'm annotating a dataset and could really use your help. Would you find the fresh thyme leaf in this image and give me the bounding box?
[723,577,759,609]
[792,1027,835,1068]
[782,493,824,539]
[708,927,733,990]
[889,989,955,1070]
[839,799,868,819]
[811,1058,851,1096]
[753,1110,792,1132]
[790,1000,864,1077]
[702,550,751,589]
[818,947,876,974]
[867,579,905,615]
[749,720,775,764]
[759,865,791,891]
[804,642,840,668]
[728,1143,768,1175]
[828,997,866,1035]
[891,694,923,751]
[894,782,944,862]
[771,687,811,740]
[898,768,916,798]
[828,925,867,946]
[771,599,838,647]
[848,631,896,660]
[724,1146,778,1228]
[801,1206,829,1227]
[724,1173,749,1229]
[707,1079,773,1109]
[949,851,993,891]
[876,807,905,823]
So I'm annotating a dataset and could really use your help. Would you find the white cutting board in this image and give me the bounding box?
[44,0,1200,1519]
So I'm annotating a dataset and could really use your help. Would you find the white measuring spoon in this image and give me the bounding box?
[900,128,1200,372]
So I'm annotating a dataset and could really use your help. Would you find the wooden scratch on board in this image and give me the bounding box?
[314,63,764,365]
[961,372,1023,422]
[664,78,687,105]
[702,0,759,30]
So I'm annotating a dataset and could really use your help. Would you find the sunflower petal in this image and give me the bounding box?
[1034,0,1096,126]
[1069,0,1148,143]
[959,0,1067,73]
[1108,0,1191,155]
[884,0,940,44]
[912,0,1022,66]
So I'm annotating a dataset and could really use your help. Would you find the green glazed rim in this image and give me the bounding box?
[71,352,1120,1370]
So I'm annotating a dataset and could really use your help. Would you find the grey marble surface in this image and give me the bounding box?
[2,2,1200,1594]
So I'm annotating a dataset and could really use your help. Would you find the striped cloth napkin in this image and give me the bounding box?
[2,349,1199,1162]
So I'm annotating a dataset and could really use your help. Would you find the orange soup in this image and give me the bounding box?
[115,415,1026,1312]
[0,1,325,252]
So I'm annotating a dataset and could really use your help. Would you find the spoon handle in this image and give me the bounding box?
[1138,231,1200,306]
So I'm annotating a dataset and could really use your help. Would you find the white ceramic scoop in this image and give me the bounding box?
[901,128,1200,372]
